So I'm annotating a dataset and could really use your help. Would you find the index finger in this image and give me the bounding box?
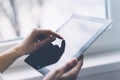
[38,29,63,39]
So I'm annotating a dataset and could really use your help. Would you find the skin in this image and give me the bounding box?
[0,29,83,80]
[44,57,83,80]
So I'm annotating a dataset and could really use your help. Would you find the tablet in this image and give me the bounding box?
[25,15,112,75]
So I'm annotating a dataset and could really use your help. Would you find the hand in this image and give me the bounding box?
[0,29,63,73]
[15,29,63,57]
[43,56,84,80]
[25,40,65,69]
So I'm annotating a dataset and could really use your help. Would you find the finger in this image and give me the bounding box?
[70,56,83,73]
[37,29,63,39]
[35,36,56,48]
[52,58,78,78]
[43,71,57,80]
[62,56,84,78]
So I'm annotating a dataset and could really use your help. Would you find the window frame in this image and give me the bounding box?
[85,0,120,54]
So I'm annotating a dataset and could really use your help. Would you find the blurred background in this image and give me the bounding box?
[0,0,106,42]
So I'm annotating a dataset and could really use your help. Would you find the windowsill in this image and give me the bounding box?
[2,50,120,80]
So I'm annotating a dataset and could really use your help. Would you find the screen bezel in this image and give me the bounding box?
[25,15,112,75]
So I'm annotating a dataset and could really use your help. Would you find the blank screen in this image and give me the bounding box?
[42,17,104,70]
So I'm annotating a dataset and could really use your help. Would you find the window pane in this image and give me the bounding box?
[0,0,106,42]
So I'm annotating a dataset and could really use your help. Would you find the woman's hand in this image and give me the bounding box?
[15,28,63,57]
[0,29,63,73]
[43,56,84,80]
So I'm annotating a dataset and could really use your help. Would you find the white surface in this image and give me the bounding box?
[2,50,120,80]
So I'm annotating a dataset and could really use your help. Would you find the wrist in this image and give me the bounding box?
[7,46,24,59]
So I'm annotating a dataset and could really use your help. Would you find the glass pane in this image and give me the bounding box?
[0,0,106,42]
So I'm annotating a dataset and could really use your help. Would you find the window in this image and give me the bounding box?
[90,0,120,53]
[0,0,106,42]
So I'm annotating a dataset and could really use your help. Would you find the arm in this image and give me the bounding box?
[0,29,63,73]
[0,47,21,73]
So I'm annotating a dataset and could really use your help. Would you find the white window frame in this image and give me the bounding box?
[84,0,120,54]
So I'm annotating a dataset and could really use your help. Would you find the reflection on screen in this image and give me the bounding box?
[43,17,103,70]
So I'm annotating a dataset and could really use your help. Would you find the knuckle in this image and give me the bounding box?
[54,69,61,74]
[64,62,70,69]
[66,62,71,67]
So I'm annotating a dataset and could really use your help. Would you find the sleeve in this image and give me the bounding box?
[0,73,3,80]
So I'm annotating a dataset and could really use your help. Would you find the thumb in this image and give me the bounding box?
[62,56,84,79]
[53,58,78,78]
